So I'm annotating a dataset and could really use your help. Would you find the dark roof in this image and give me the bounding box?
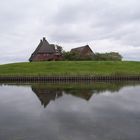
[71,45,93,54]
[29,37,57,61]
[34,38,55,54]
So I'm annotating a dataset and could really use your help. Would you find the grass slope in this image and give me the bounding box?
[0,61,140,76]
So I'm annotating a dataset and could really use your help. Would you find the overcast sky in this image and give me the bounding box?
[0,0,140,64]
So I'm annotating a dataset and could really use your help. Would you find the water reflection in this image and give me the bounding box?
[32,88,63,108]
[31,82,139,108]
[0,82,140,140]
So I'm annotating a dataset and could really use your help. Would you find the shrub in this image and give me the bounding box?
[62,51,94,61]
[62,51,122,61]
[93,52,122,61]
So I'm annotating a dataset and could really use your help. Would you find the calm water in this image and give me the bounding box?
[0,82,140,140]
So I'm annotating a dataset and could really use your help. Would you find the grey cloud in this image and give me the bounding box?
[50,0,140,45]
[0,0,140,63]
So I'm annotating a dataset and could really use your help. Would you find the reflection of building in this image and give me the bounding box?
[31,86,93,108]
[66,90,93,101]
[32,88,63,108]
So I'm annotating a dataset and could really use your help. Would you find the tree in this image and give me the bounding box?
[62,51,79,60]
[56,46,63,54]
[62,51,94,61]
[93,52,122,61]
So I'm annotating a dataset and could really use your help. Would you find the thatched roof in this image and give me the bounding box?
[29,37,57,61]
[33,37,55,54]
[71,45,93,55]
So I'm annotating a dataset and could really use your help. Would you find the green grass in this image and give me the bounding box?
[0,61,140,76]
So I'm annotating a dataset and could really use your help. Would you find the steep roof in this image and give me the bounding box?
[34,38,55,54]
[71,45,93,54]
[29,37,57,61]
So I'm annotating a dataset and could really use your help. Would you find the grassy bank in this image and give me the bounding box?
[0,61,140,76]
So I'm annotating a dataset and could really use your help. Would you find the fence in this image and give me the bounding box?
[0,76,140,82]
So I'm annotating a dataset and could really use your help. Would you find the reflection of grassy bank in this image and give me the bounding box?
[1,81,140,93]
[1,82,140,108]
[31,81,140,93]
[0,61,140,76]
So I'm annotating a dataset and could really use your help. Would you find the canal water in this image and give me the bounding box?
[0,82,140,140]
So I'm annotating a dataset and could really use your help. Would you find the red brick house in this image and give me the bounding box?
[29,37,63,62]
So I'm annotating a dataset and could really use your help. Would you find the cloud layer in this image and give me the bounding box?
[0,0,140,63]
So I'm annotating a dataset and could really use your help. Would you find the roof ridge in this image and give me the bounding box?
[71,45,89,50]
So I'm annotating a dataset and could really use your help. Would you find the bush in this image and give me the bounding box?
[62,51,122,61]
[62,51,94,61]
[93,52,122,61]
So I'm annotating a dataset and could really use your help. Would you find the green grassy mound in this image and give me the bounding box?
[0,61,140,76]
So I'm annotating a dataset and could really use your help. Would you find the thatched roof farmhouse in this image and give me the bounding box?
[70,45,94,57]
[29,37,94,61]
[29,37,63,62]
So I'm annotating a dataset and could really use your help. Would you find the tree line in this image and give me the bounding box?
[62,51,122,61]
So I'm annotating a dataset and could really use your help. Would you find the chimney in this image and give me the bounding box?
[43,37,46,41]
